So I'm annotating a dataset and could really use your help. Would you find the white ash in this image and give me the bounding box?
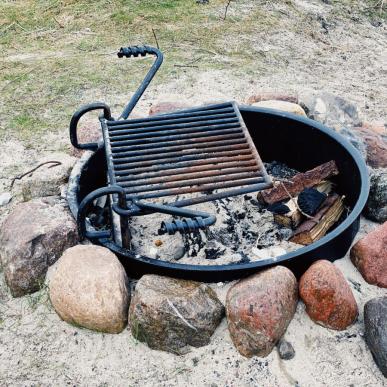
[129,162,300,265]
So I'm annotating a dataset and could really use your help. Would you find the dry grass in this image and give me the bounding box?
[0,0,384,145]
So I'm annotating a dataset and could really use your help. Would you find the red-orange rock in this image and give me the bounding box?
[350,222,387,288]
[226,266,298,358]
[299,260,358,330]
[353,127,387,168]
[149,102,189,116]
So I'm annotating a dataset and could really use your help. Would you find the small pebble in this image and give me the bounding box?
[252,246,287,259]
[277,338,295,360]
[0,192,12,206]
[154,239,163,247]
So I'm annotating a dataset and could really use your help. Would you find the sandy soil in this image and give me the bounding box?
[1,0,386,385]
[0,218,386,386]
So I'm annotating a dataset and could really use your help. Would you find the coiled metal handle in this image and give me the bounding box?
[160,216,216,235]
[117,45,163,120]
[118,45,156,58]
[112,200,217,235]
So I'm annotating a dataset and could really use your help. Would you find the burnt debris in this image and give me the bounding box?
[297,188,327,216]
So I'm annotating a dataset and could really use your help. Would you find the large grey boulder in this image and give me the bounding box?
[49,245,130,333]
[129,275,224,354]
[364,297,387,377]
[298,91,362,130]
[0,197,79,297]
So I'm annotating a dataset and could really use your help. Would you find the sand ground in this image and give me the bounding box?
[0,0,386,385]
[0,218,386,386]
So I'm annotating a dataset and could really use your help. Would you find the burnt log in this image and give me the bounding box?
[258,161,339,205]
[274,181,332,229]
[290,194,344,245]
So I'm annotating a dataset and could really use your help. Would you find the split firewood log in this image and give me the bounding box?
[274,181,333,229]
[290,194,345,245]
[258,160,339,205]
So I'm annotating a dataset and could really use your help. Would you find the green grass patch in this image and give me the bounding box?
[1,0,383,144]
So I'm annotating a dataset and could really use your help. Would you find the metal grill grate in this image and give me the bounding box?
[72,46,274,239]
[101,102,272,205]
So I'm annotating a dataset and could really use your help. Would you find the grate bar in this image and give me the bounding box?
[108,103,234,127]
[113,149,253,169]
[110,129,244,148]
[123,171,261,194]
[108,112,237,131]
[118,165,260,187]
[111,138,249,159]
[111,118,238,140]
[109,123,241,141]
[127,178,266,200]
[115,157,257,178]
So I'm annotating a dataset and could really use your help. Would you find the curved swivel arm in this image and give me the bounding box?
[117,45,163,120]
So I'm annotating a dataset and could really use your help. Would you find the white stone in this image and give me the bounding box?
[270,247,287,257]
[0,192,12,206]
[251,100,307,117]
[251,247,270,259]
[252,246,287,260]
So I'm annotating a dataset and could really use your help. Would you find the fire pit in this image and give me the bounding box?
[67,105,368,281]
[67,46,369,282]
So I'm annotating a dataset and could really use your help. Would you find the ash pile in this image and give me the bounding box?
[130,160,346,265]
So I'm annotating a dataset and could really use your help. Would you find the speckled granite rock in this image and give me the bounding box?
[0,197,79,297]
[299,260,358,330]
[129,275,224,354]
[226,266,298,358]
[364,297,387,377]
[350,222,387,288]
[17,153,76,201]
[49,245,130,333]
[365,168,387,223]
[298,91,362,130]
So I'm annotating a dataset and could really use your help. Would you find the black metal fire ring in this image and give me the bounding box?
[67,106,370,281]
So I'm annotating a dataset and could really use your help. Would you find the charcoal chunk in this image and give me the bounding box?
[297,188,327,216]
[205,247,225,260]
[267,202,290,215]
